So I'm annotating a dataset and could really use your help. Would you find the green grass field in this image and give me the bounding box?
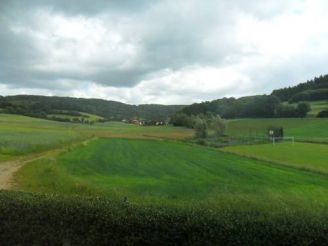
[0,114,193,160]
[47,111,105,122]
[283,100,328,117]
[0,114,88,159]
[2,113,328,244]
[1,112,328,212]
[224,142,328,174]
[14,138,328,212]
[307,100,328,117]
[226,118,328,142]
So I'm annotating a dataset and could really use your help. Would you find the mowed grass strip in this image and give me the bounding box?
[224,142,328,175]
[226,118,328,141]
[15,138,328,211]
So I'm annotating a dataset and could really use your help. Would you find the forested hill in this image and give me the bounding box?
[0,95,185,121]
[271,74,328,102]
[174,74,328,120]
[1,74,327,122]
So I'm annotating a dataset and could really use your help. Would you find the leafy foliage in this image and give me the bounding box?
[193,117,208,138]
[272,74,328,101]
[289,88,328,103]
[275,102,311,117]
[178,94,314,119]
[2,191,328,245]
[181,95,281,119]
[317,110,328,118]
[170,113,226,138]
[0,95,185,121]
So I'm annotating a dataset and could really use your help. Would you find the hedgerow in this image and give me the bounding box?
[1,191,328,245]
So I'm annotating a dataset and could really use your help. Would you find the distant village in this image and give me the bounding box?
[122,119,169,126]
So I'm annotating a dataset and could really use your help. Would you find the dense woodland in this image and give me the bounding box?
[0,95,184,122]
[272,74,328,101]
[171,74,328,126]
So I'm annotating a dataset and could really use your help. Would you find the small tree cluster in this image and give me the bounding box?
[170,113,226,138]
[276,102,311,117]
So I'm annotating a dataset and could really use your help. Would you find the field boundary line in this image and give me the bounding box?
[220,148,328,177]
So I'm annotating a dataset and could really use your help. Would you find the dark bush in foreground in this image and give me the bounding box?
[1,191,328,245]
[317,110,328,118]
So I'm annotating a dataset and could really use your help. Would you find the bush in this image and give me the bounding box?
[193,118,207,138]
[2,191,328,245]
[275,104,298,117]
[296,102,311,117]
[209,115,226,136]
[317,110,328,118]
[170,113,194,128]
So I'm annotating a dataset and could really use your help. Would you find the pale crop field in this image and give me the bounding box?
[224,142,328,174]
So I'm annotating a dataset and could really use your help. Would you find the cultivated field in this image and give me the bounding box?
[0,114,86,160]
[1,113,328,244]
[224,142,328,174]
[0,114,193,159]
[13,138,328,213]
[226,118,328,142]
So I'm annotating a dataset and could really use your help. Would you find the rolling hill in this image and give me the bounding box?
[178,74,328,119]
[0,95,185,122]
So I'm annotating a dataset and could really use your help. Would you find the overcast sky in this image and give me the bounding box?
[1,0,328,104]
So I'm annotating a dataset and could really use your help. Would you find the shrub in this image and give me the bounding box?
[317,110,328,118]
[193,118,207,138]
[296,102,311,117]
[2,191,328,245]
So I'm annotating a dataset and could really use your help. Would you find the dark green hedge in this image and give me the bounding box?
[1,191,328,245]
[289,88,328,103]
[317,110,328,118]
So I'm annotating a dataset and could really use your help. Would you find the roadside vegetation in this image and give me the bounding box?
[3,190,328,245]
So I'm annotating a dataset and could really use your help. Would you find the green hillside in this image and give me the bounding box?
[226,118,328,142]
[175,74,328,121]
[286,100,328,117]
[15,138,328,211]
[272,74,328,101]
[0,95,185,121]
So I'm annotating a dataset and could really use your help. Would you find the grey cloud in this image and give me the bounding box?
[0,0,327,104]
[0,0,155,16]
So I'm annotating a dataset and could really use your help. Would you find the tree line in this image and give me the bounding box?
[0,95,184,122]
[272,74,328,101]
[177,95,311,121]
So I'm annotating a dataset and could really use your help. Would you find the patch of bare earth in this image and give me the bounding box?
[0,156,45,190]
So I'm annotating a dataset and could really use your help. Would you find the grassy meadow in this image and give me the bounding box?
[224,142,328,174]
[13,138,328,213]
[283,100,328,117]
[0,114,193,161]
[47,111,105,122]
[306,100,328,117]
[226,118,328,142]
[0,114,87,159]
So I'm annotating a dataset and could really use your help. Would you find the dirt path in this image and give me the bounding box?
[0,137,98,190]
[0,155,45,190]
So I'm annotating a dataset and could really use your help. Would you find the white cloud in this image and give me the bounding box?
[1,0,328,104]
